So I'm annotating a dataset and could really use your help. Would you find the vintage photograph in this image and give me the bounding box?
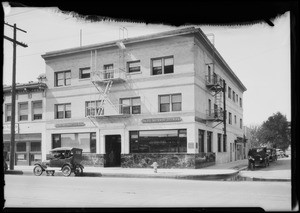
[2,1,294,211]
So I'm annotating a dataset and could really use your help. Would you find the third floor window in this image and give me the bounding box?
[55,70,71,87]
[79,67,91,79]
[152,56,174,75]
[127,61,141,73]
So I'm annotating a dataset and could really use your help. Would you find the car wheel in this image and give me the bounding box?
[249,163,254,171]
[33,165,43,176]
[264,160,267,168]
[62,165,72,177]
[74,165,83,176]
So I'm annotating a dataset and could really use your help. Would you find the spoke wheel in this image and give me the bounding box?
[33,165,43,176]
[74,165,83,176]
[62,165,72,177]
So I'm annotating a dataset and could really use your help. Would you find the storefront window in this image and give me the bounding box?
[52,132,96,153]
[16,142,26,152]
[31,142,41,152]
[129,129,187,153]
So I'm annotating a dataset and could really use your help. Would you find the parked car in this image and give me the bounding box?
[3,150,8,172]
[248,147,269,170]
[266,148,277,162]
[33,147,84,177]
[276,149,285,158]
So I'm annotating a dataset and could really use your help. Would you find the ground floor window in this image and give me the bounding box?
[198,129,205,153]
[129,129,187,153]
[52,132,96,153]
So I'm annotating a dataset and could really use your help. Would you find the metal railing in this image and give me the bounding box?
[205,74,224,88]
[91,68,126,82]
[206,108,224,120]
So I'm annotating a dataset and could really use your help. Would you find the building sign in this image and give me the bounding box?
[195,116,207,124]
[3,123,19,134]
[141,117,182,123]
[55,122,86,128]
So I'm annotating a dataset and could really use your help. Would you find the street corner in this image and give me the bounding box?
[238,170,291,182]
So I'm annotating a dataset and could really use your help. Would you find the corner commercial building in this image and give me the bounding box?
[3,27,247,168]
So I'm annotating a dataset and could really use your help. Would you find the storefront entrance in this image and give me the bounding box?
[105,135,121,167]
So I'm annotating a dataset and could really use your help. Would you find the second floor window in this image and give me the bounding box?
[79,67,91,79]
[19,102,28,121]
[152,56,174,75]
[159,94,181,112]
[55,103,71,119]
[127,61,141,73]
[86,101,104,116]
[32,101,43,120]
[55,71,71,87]
[240,118,243,129]
[228,112,232,124]
[240,97,243,108]
[120,97,141,114]
[233,91,236,102]
[5,104,11,122]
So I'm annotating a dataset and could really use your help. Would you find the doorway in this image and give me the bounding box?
[105,135,121,167]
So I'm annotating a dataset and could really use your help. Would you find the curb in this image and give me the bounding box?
[5,170,239,180]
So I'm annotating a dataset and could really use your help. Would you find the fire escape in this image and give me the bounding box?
[87,27,129,125]
[204,33,226,128]
[205,66,225,127]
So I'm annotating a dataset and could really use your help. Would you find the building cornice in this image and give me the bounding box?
[41,27,246,92]
[3,82,47,94]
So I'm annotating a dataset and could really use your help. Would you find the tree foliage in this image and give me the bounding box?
[259,112,290,150]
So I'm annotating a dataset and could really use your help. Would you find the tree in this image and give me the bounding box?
[259,112,290,150]
[247,125,262,148]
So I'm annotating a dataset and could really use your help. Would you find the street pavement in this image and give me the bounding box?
[5,157,291,181]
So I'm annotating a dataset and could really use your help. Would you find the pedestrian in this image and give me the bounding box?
[151,162,158,173]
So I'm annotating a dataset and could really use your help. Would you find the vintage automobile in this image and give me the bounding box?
[248,147,269,170]
[33,147,84,177]
[3,150,8,172]
[266,148,277,162]
[276,148,285,158]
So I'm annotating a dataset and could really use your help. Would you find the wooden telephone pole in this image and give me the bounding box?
[4,23,28,170]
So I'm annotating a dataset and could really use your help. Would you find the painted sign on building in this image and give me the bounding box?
[141,117,182,123]
[3,123,19,134]
[55,122,86,128]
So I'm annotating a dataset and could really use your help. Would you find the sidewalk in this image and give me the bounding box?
[5,158,291,181]
[5,159,248,180]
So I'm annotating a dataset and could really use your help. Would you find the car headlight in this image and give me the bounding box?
[260,158,262,160]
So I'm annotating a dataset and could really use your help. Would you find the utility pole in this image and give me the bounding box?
[4,23,28,170]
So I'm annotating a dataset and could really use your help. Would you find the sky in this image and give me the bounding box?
[2,3,291,126]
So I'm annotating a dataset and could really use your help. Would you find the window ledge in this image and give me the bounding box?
[79,78,91,81]
[128,71,142,75]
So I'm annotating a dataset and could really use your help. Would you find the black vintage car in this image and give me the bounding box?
[33,147,84,177]
[266,148,277,162]
[248,147,269,170]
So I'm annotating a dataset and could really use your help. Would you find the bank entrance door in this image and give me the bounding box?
[105,135,121,167]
